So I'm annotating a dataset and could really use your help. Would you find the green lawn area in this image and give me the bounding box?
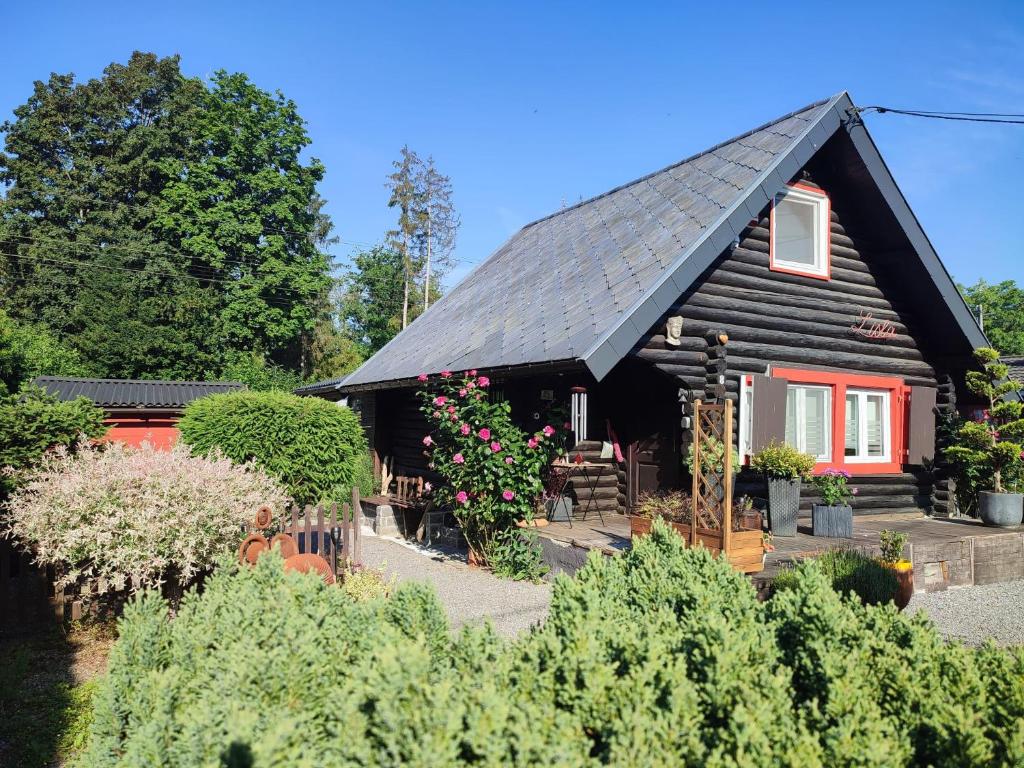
[0,624,112,768]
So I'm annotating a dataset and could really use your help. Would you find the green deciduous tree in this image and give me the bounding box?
[0,52,332,380]
[960,279,1024,355]
[340,245,407,356]
[0,309,92,394]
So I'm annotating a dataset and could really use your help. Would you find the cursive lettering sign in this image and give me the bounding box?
[850,311,897,341]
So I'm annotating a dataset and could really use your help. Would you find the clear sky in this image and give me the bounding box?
[4,1,1024,288]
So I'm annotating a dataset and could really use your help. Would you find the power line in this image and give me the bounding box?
[0,250,323,310]
[855,105,1024,125]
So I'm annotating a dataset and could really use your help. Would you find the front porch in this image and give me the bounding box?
[536,512,1024,593]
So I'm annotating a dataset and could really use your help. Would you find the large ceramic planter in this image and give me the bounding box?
[767,478,801,537]
[884,560,914,610]
[811,503,853,538]
[978,491,1024,528]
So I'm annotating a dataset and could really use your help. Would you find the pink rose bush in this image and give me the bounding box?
[1,441,290,601]
[416,371,567,562]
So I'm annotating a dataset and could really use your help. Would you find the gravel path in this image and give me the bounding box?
[363,534,1024,646]
[361,535,551,638]
[908,581,1024,647]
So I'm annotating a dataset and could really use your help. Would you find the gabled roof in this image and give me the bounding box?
[33,376,245,410]
[335,91,986,392]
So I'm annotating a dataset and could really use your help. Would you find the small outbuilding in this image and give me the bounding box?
[33,376,245,449]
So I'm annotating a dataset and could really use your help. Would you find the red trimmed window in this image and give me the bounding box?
[773,368,906,475]
[769,183,831,280]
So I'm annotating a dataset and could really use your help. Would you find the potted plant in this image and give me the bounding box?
[810,469,856,538]
[751,441,815,537]
[945,348,1024,527]
[878,528,913,609]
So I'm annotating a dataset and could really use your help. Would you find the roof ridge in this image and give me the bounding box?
[518,95,836,231]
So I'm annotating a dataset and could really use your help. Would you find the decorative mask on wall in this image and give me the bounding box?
[665,316,684,347]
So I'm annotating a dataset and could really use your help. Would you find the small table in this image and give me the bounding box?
[551,461,607,527]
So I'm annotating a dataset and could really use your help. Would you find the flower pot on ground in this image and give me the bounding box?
[978,491,1024,528]
[810,469,856,538]
[879,529,913,609]
[943,347,1024,523]
[751,441,815,538]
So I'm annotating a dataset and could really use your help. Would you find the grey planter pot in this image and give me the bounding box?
[545,496,573,522]
[811,504,853,538]
[979,491,1024,528]
[767,477,801,537]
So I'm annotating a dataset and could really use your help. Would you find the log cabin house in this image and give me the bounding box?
[300,92,988,520]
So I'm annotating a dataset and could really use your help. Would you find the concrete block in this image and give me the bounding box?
[370,503,400,536]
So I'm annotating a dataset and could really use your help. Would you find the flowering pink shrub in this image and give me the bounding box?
[1,441,290,598]
[417,371,566,560]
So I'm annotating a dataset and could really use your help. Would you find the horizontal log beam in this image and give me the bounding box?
[723,254,887,300]
[706,269,895,312]
[696,280,908,324]
[724,345,936,378]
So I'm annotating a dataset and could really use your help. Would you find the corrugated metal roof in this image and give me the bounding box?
[33,377,246,409]
[294,374,349,397]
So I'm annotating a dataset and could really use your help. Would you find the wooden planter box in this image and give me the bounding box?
[629,516,764,574]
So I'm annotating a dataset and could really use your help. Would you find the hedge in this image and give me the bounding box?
[81,521,1024,767]
[178,390,368,506]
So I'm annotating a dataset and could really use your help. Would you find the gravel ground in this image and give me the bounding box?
[907,581,1024,646]
[361,534,551,638]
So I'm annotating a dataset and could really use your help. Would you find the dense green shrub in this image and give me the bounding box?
[0,308,92,395]
[0,387,106,496]
[82,522,1024,767]
[214,351,306,392]
[178,390,368,505]
[487,527,548,582]
[773,547,898,605]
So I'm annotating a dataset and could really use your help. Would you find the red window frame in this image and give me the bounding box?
[769,182,831,281]
[774,367,907,475]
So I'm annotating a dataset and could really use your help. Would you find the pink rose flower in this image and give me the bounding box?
[447,405,456,413]
[505,456,514,464]
[417,373,428,382]
[469,369,477,376]
[433,411,441,419]
[453,453,464,464]
[477,376,490,387]
[542,425,555,437]
[527,437,538,449]
[449,414,457,421]
[460,423,471,436]
[422,435,434,446]
[479,428,491,440]
[440,370,452,378]
[433,396,447,406]
[490,441,502,452]
[456,491,469,504]
[459,388,467,397]
[502,489,515,501]
[466,381,476,389]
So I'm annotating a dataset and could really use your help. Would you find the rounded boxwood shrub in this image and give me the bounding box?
[80,521,1024,767]
[178,390,368,505]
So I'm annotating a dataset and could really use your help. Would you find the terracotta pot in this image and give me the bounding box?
[283,553,335,585]
[516,518,550,528]
[885,561,914,610]
[238,533,268,565]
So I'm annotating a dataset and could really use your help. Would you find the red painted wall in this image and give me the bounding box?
[103,418,180,450]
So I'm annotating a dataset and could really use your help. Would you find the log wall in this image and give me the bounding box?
[629,174,972,516]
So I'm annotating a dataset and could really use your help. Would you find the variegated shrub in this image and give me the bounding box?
[2,441,290,596]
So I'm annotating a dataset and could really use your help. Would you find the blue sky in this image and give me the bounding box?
[4,1,1024,287]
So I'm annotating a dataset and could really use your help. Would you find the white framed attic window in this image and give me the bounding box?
[770,183,830,280]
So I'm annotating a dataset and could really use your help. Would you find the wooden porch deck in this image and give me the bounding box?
[537,513,1024,592]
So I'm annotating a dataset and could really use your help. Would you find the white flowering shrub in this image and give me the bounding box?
[2,441,291,595]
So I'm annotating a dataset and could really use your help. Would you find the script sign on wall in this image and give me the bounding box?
[850,310,898,341]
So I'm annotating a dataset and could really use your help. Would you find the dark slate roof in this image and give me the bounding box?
[329,90,985,392]
[294,374,349,397]
[33,377,246,410]
[1004,357,1024,383]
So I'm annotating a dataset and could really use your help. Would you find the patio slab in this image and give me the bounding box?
[536,513,1024,593]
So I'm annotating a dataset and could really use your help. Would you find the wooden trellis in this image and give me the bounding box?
[689,399,734,552]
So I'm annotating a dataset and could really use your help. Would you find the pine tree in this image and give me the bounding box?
[418,156,460,312]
